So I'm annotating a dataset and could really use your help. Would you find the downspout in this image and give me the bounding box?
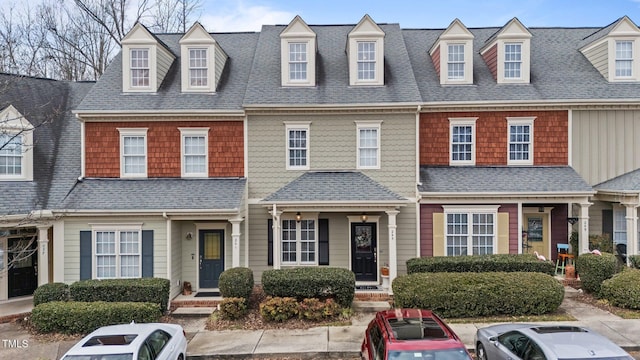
[415,105,422,257]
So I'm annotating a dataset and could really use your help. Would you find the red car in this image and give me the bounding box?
[361,308,473,360]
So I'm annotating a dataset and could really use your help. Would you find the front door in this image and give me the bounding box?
[524,213,550,260]
[351,223,377,282]
[8,237,38,298]
[199,230,224,289]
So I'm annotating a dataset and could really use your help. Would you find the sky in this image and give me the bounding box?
[198,0,640,32]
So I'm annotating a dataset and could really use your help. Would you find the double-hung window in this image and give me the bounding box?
[130,48,150,87]
[613,207,627,245]
[504,43,522,79]
[615,40,633,78]
[189,48,208,86]
[119,128,147,178]
[449,118,476,165]
[281,218,316,265]
[357,41,376,81]
[356,121,381,169]
[289,42,307,81]
[447,44,465,80]
[444,206,498,256]
[94,228,141,279]
[0,133,23,177]
[507,118,534,165]
[179,128,208,177]
[286,122,310,170]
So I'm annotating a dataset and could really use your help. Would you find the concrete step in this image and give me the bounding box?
[171,307,215,316]
[353,301,391,313]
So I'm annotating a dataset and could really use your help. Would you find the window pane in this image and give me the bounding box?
[0,134,23,175]
[451,125,473,161]
[130,49,149,87]
[123,136,146,175]
[447,44,465,80]
[183,135,206,174]
[616,41,633,77]
[504,43,522,79]
[289,43,307,80]
[288,129,307,167]
[300,220,316,263]
[357,42,376,80]
[509,125,531,161]
[472,214,494,255]
[281,220,297,263]
[358,128,378,167]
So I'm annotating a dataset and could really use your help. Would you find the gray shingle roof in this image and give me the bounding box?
[594,168,640,192]
[419,166,594,194]
[263,171,406,202]
[403,25,640,103]
[76,32,259,112]
[0,74,76,215]
[60,178,246,211]
[243,23,422,106]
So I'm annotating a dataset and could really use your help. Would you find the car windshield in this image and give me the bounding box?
[388,348,472,360]
[62,354,133,360]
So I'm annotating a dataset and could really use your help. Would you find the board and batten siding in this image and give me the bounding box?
[63,217,168,283]
[246,113,417,199]
[572,110,640,185]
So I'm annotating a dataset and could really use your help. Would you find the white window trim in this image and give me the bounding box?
[90,224,143,280]
[280,213,318,266]
[118,128,148,178]
[449,117,477,166]
[179,127,209,178]
[610,38,639,82]
[122,46,156,92]
[281,40,315,86]
[181,45,216,92]
[356,120,382,169]
[0,106,34,181]
[496,39,530,84]
[285,121,311,170]
[442,205,499,256]
[613,206,627,245]
[507,117,535,166]
[443,42,473,84]
[349,38,384,86]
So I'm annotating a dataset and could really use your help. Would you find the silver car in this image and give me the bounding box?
[60,322,188,360]
[474,324,633,360]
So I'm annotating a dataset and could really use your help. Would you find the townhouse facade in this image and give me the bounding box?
[1,14,639,301]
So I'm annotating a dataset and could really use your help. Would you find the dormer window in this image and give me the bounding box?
[429,19,474,85]
[504,43,522,79]
[0,105,34,181]
[0,134,23,176]
[189,48,208,86]
[180,22,228,92]
[616,40,633,77]
[280,16,316,87]
[480,18,531,84]
[348,15,385,86]
[130,48,150,87]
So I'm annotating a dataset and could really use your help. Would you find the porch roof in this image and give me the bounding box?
[262,171,407,203]
[594,168,640,193]
[59,178,246,212]
[418,166,594,195]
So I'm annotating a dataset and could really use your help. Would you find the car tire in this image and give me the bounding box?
[177,355,184,360]
[477,343,488,360]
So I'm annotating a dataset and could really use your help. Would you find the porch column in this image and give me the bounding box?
[386,210,399,294]
[624,203,639,264]
[579,202,592,254]
[269,206,283,269]
[37,225,50,286]
[230,218,243,268]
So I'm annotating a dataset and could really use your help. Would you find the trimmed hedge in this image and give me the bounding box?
[262,267,355,307]
[600,269,640,309]
[219,267,254,301]
[406,254,555,275]
[575,252,620,296]
[392,272,564,318]
[31,301,161,334]
[70,278,170,312]
[33,282,69,306]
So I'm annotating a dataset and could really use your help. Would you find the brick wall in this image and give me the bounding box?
[419,110,568,166]
[85,120,244,178]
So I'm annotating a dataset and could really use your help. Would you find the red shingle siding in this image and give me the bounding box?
[482,44,498,80]
[85,120,244,178]
[419,111,568,166]
[431,45,440,79]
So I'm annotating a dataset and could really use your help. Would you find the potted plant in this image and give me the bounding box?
[381,265,389,276]
[182,281,192,295]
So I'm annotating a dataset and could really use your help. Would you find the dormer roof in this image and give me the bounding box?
[480,17,532,52]
[280,16,317,87]
[429,18,474,54]
[179,22,228,92]
[281,15,316,39]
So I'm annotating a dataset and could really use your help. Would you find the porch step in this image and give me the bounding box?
[171,307,215,316]
[353,301,391,313]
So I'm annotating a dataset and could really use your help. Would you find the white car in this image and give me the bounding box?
[60,322,188,360]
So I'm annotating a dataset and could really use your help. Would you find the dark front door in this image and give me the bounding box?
[199,230,224,289]
[8,237,38,298]
[351,223,377,282]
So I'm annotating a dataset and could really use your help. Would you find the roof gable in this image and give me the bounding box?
[281,15,316,39]
[180,22,217,44]
[0,104,33,130]
[349,14,385,38]
[121,22,160,45]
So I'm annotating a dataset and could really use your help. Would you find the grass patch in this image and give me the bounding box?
[444,311,575,324]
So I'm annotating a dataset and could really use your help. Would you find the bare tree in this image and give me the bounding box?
[149,0,203,33]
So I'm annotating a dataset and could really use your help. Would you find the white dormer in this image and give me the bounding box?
[280,16,317,87]
[0,105,34,181]
[180,22,228,92]
[580,16,640,82]
[347,14,385,86]
[121,22,175,93]
[480,18,532,84]
[429,19,475,85]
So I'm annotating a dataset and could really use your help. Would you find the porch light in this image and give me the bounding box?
[185,232,193,241]
[295,212,302,222]
[567,217,579,225]
[361,213,368,223]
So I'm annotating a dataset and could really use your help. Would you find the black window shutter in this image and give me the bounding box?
[142,230,154,278]
[602,209,613,240]
[79,231,92,280]
[267,219,273,266]
[319,219,329,265]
